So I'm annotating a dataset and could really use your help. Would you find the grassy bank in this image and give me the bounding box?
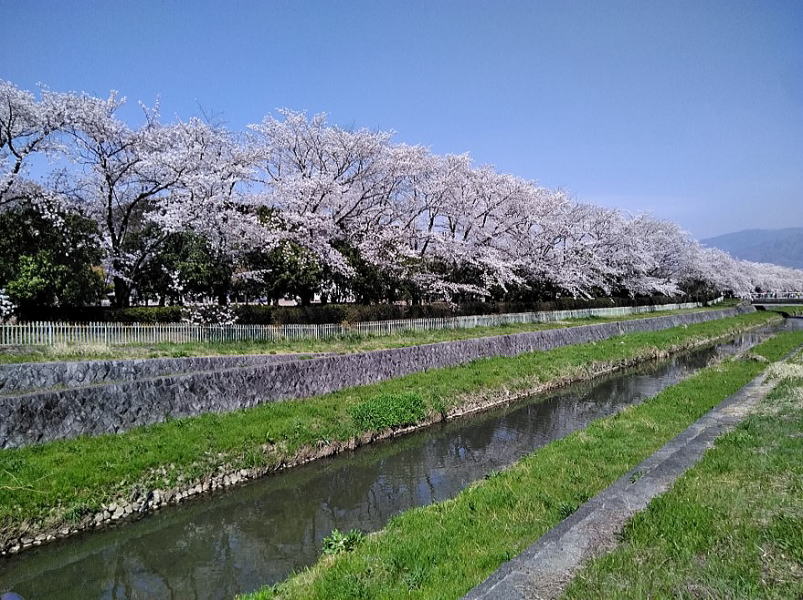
[0,310,774,552]
[563,350,803,599]
[0,303,736,364]
[242,330,803,600]
[756,305,803,318]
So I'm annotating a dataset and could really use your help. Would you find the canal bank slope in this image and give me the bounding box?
[2,305,752,449]
[464,364,782,600]
[244,330,803,600]
[561,349,803,599]
[0,311,782,556]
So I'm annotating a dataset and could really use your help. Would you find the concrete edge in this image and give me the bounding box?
[463,349,794,600]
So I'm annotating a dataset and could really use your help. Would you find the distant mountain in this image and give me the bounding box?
[702,227,803,269]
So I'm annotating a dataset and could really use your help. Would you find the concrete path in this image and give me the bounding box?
[463,370,774,600]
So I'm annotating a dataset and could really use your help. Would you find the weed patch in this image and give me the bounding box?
[322,529,366,556]
[349,393,427,431]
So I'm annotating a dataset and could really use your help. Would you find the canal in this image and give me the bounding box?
[1,322,796,599]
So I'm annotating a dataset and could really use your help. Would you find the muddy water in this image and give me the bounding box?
[0,325,791,599]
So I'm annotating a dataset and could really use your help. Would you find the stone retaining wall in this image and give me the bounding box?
[0,353,321,395]
[0,306,752,449]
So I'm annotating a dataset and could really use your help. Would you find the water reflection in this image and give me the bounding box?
[0,328,784,599]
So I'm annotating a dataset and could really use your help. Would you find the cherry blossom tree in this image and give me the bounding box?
[0,80,66,208]
[4,78,803,309]
[248,110,418,291]
[63,99,261,306]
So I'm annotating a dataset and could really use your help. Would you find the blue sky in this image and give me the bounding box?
[4,0,802,238]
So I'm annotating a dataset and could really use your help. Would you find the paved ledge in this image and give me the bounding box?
[464,368,774,600]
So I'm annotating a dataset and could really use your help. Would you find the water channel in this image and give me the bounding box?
[1,321,798,599]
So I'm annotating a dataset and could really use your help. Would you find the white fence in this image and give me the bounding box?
[0,300,719,347]
[751,293,803,302]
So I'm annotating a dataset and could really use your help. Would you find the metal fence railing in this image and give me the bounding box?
[0,299,719,347]
[751,293,803,302]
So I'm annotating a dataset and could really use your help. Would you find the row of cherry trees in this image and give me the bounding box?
[2,79,802,309]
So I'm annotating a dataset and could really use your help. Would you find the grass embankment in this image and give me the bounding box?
[756,305,803,318]
[0,310,771,551]
[563,350,803,599]
[242,330,803,600]
[0,303,736,364]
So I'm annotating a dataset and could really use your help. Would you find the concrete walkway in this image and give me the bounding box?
[463,370,775,600]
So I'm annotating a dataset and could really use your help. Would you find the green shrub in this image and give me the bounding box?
[231,304,275,324]
[112,307,184,323]
[270,304,354,325]
[349,392,428,431]
[321,529,366,555]
[23,305,182,323]
[22,294,716,324]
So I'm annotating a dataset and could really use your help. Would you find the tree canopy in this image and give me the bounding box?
[2,79,801,315]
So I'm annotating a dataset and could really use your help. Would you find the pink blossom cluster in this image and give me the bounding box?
[2,80,801,304]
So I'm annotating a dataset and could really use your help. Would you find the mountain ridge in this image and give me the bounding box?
[702,227,803,269]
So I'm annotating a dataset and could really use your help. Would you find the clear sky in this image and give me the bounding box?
[4,0,802,238]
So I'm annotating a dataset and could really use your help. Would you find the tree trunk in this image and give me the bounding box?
[299,290,313,306]
[112,276,130,308]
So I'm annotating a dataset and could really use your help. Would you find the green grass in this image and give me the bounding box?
[0,310,774,549]
[241,330,803,600]
[349,393,428,431]
[562,350,803,600]
[0,303,738,364]
[755,305,803,318]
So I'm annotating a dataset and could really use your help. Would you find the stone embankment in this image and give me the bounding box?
[0,352,322,395]
[0,306,752,449]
